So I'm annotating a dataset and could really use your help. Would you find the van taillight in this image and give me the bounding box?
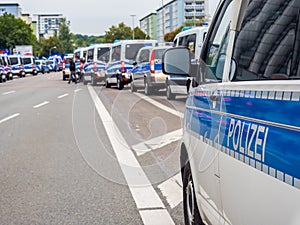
[94,61,97,72]
[150,50,155,74]
[121,61,125,73]
[32,64,34,69]
[5,66,8,71]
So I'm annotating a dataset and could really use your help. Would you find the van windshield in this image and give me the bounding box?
[9,57,19,65]
[125,44,147,61]
[97,47,110,63]
[23,58,32,65]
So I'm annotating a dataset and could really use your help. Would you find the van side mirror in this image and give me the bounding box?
[162,47,191,76]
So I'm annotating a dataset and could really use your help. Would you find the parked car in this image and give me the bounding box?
[35,59,50,74]
[8,55,25,78]
[162,0,300,224]
[105,40,157,90]
[130,45,172,95]
[83,44,111,85]
[22,55,38,76]
[166,26,208,100]
[0,54,13,80]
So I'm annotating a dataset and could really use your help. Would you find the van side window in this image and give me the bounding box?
[87,49,94,62]
[138,49,150,63]
[111,45,121,62]
[233,0,300,81]
[202,0,233,82]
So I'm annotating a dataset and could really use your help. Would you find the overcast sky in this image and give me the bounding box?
[5,0,170,35]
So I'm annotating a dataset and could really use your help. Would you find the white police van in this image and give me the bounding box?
[162,0,300,224]
[83,44,111,85]
[166,26,208,100]
[105,40,157,90]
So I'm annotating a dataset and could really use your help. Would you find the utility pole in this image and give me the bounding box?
[130,14,136,40]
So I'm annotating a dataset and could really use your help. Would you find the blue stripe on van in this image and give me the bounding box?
[185,90,300,190]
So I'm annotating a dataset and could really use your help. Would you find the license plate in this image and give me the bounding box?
[84,76,91,81]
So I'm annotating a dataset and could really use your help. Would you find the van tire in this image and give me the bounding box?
[131,82,137,92]
[166,84,175,100]
[106,80,111,88]
[117,77,124,90]
[144,81,152,96]
[183,162,204,225]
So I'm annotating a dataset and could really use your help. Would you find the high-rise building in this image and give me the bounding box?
[139,13,157,40]
[156,0,218,42]
[0,3,22,18]
[35,14,63,39]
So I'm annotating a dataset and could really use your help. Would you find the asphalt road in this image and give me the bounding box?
[0,72,187,224]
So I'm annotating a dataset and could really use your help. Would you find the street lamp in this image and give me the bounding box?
[130,14,136,40]
[161,0,164,42]
[49,46,57,57]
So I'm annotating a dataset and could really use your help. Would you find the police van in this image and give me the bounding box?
[105,40,157,90]
[166,26,208,100]
[83,44,111,85]
[162,0,300,224]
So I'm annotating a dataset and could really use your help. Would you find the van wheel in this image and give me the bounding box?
[183,162,204,225]
[106,80,111,88]
[144,81,152,95]
[117,78,124,90]
[167,84,175,100]
[131,82,137,92]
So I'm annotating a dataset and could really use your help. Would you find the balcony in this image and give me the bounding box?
[185,5,204,10]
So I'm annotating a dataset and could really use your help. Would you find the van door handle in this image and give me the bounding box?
[209,95,218,101]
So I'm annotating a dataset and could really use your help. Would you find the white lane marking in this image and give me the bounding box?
[2,90,16,95]
[58,93,69,99]
[74,88,82,93]
[158,173,183,209]
[134,92,184,118]
[33,101,49,109]
[0,113,20,124]
[87,86,174,225]
[132,129,183,156]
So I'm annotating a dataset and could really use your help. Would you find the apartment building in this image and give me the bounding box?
[139,13,157,40]
[36,14,63,40]
[0,3,22,18]
[155,0,218,42]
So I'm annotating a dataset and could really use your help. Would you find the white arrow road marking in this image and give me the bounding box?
[88,86,175,225]
[0,113,20,124]
[158,173,183,209]
[33,101,49,109]
[132,129,183,156]
[58,93,69,99]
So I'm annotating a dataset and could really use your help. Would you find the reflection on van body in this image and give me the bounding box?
[162,0,300,224]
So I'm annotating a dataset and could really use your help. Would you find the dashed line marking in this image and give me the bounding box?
[2,90,16,95]
[58,93,69,99]
[74,88,82,93]
[0,113,20,124]
[158,173,183,209]
[33,101,49,109]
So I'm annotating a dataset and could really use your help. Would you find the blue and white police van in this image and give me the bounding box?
[8,55,25,78]
[83,44,111,85]
[162,0,300,224]
[105,40,157,90]
[0,54,13,80]
[22,55,38,76]
[166,26,208,100]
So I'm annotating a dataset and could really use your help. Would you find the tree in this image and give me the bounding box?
[164,26,184,42]
[104,22,132,43]
[0,13,37,52]
[58,18,73,54]
[104,22,147,43]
